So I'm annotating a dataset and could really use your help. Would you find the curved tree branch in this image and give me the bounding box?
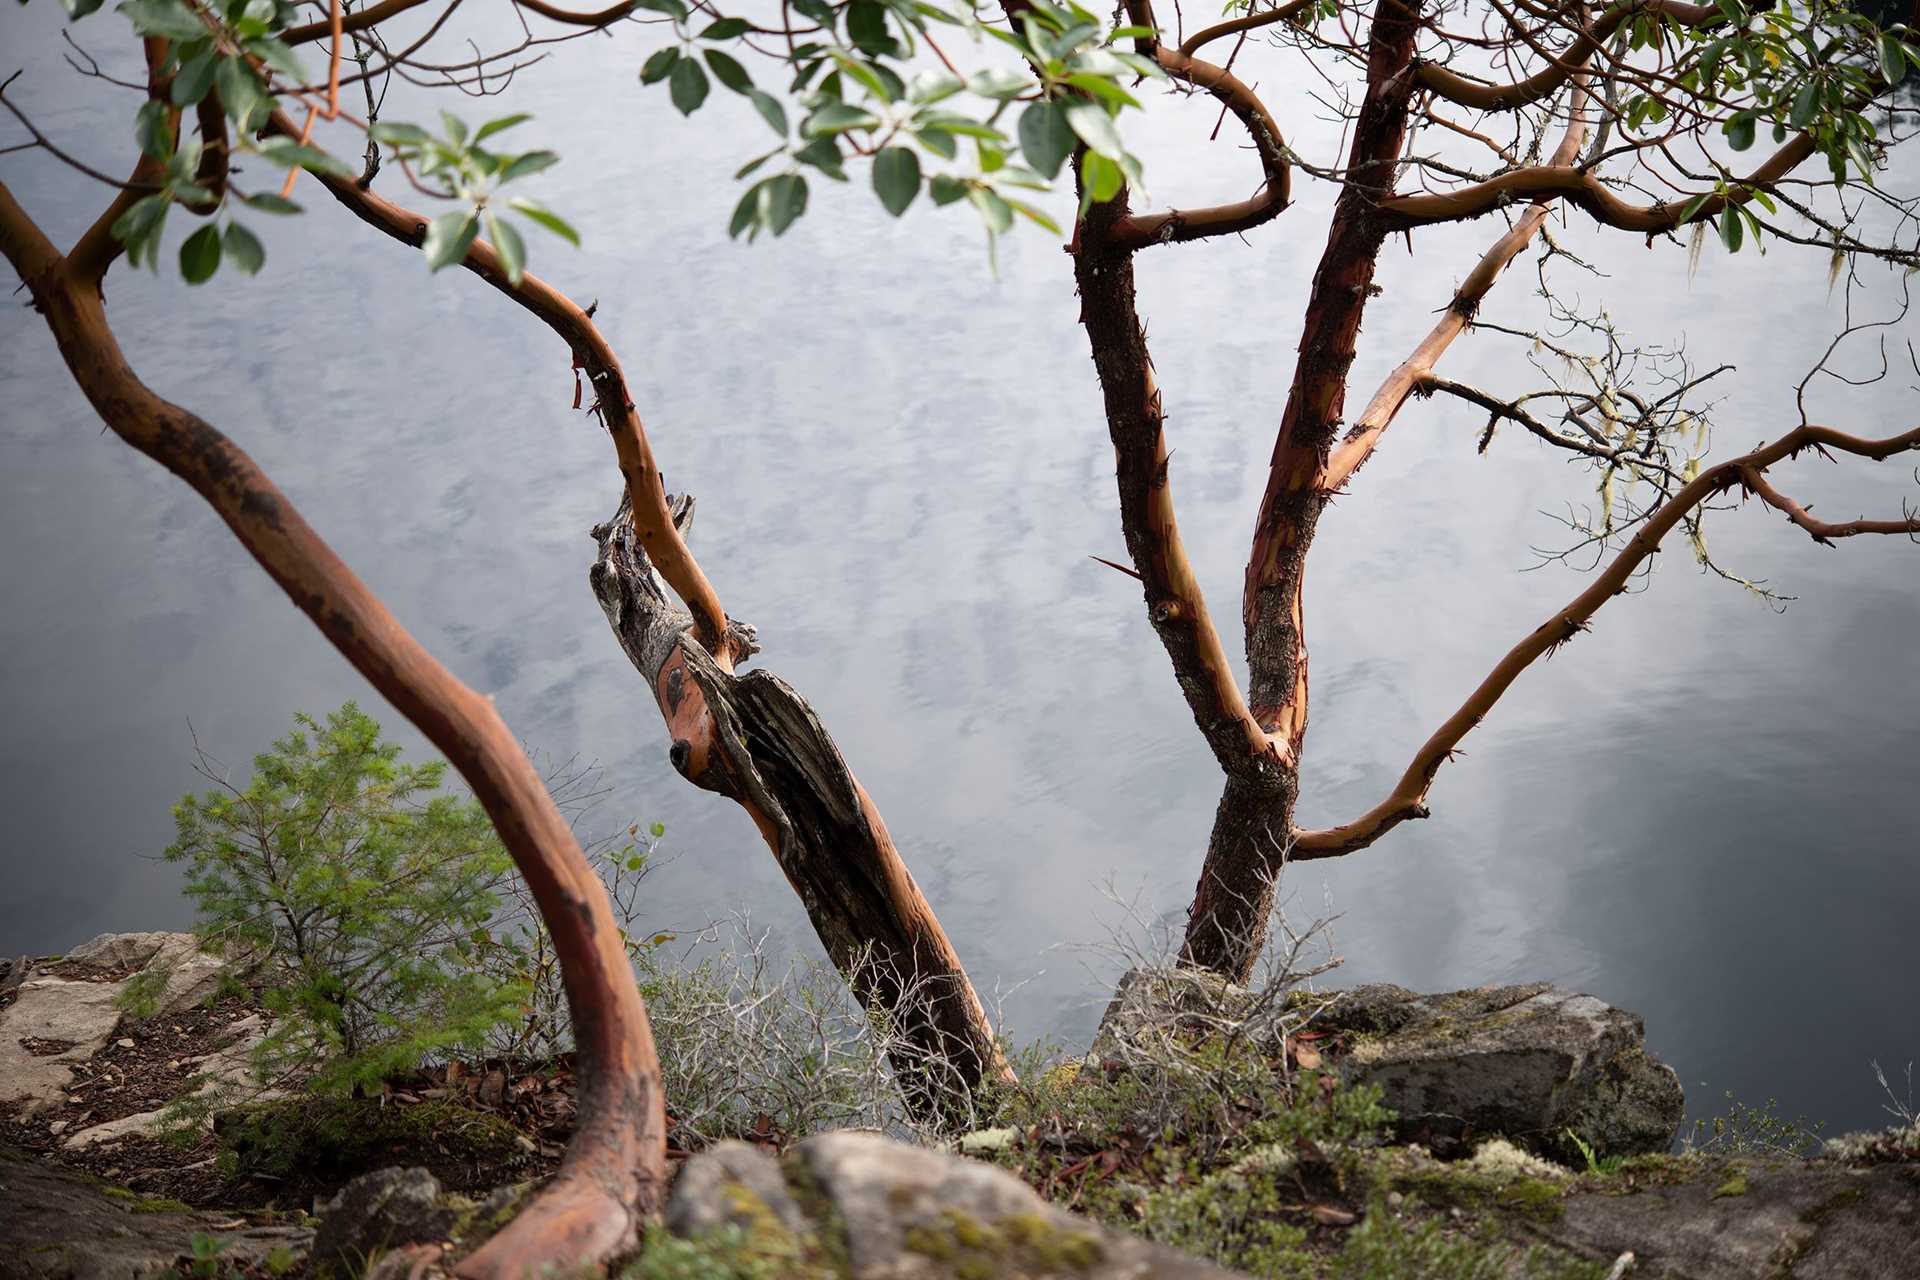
[1376,131,1817,230]
[0,176,666,1280]
[1413,0,1718,112]
[1295,422,1920,856]
[1323,82,1590,489]
[1107,41,1294,250]
[1180,0,1317,58]
[284,0,434,46]
[275,112,735,660]
[1101,0,1294,252]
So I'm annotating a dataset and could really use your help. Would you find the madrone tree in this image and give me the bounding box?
[4,0,1918,1271]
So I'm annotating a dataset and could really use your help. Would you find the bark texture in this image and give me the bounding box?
[1162,0,1427,982]
[591,495,1006,1121]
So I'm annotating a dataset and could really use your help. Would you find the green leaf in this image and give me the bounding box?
[171,47,219,107]
[872,145,920,216]
[241,191,303,214]
[1882,32,1911,84]
[669,58,710,115]
[135,100,174,162]
[967,186,1014,238]
[967,67,1032,98]
[370,121,433,147]
[793,136,847,179]
[179,223,222,284]
[729,181,762,238]
[803,103,880,137]
[1719,206,1744,252]
[216,55,271,129]
[1018,100,1076,180]
[846,0,890,53]
[484,210,527,286]
[631,0,687,16]
[62,0,109,16]
[507,197,580,246]
[440,111,470,146]
[760,172,808,235]
[1003,196,1062,234]
[639,46,680,86]
[473,113,532,144]
[1724,112,1756,151]
[908,69,964,104]
[746,89,788,136]
[928,174,968,205]
[222,221,266,274]
[245,36,307,83]
[1063,99,1124,160]
[117,0,206,41]
[1064,72,1140,109]
[423,209,480,271]
[256,137,355,178]
[109,193,169,268]
[828,51,894,102]
[705,49,751,93]
[916,126,956,159]
[700,16,750,38]
[500,150,559,183]
[1789,79,1819,130]
[1079,148,1122,204]
[649,821,666,837]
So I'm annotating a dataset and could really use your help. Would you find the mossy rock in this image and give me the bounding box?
[215,1097,532,1198]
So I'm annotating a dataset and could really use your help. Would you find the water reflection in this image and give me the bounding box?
[0,2,1914,1140]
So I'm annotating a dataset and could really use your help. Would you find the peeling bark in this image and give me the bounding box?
[591,496,1007,1123]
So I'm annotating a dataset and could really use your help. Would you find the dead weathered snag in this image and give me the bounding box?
[0,179,665,1280]
[288,146,1004,1122]
[592,495,1008,1122]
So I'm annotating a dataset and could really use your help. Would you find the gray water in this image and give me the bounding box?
[2,4,1915,1140]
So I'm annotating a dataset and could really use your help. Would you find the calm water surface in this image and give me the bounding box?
[2,4,1915,1138]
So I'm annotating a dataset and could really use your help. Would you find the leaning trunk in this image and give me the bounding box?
[591,495,1006,1124]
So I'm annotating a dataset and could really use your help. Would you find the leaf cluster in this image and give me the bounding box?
[633,0,1162,253]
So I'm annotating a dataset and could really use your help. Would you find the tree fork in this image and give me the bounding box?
[0,182,665,1279]
[1183,0,1426,977]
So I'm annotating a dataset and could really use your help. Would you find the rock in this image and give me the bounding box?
[1,932,262,1120]
[666,1130,1249,1278]
[64,1011,270,1150]
[0,1145,310,1279]
[0,977,125,1114]
[312,1168,461,1276]
[1090,970,1683,1160]
[1541,1156,1920,1278]
[65,933,174,970]
[1320,982,1684,1159]
[665,1140,812,1239]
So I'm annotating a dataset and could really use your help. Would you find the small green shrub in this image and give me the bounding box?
[1681,1090,1824,1157]
[167,702,522,1093]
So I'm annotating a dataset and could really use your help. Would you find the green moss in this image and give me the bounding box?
[899,1206,1104,1276]
[100,1186,137,1201]
[1711,1170,1750,1199]
[215,1097,526,1184]
[1367,1150,1568,1224]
